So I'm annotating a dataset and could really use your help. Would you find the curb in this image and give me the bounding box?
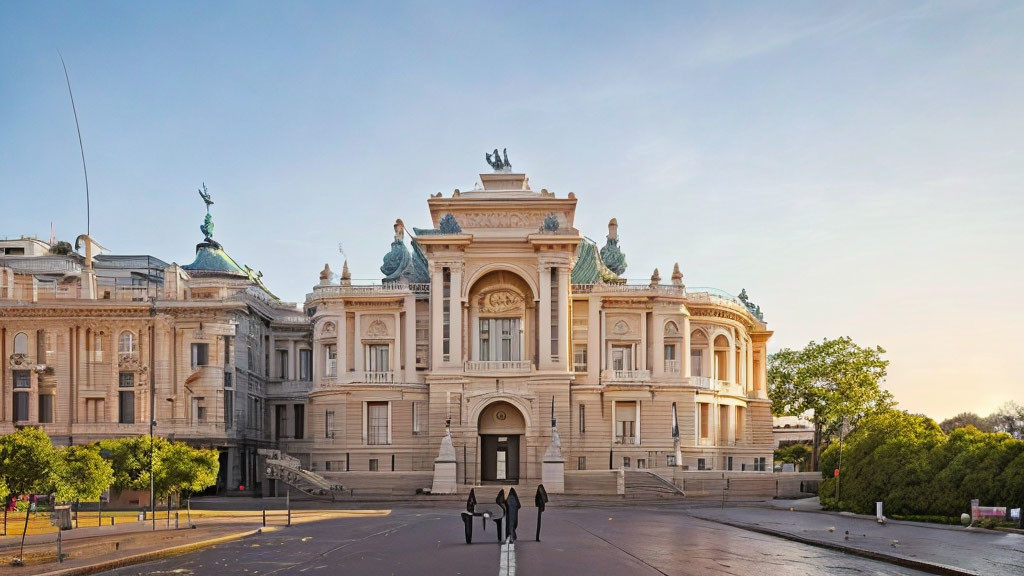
[33,526,265,576]
[694,516,978,576]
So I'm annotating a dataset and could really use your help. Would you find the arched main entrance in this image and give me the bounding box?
[477,401,526,484]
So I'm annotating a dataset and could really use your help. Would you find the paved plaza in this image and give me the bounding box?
[98,505,939,576]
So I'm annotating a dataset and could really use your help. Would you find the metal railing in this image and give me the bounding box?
[464,360,532,373]
[665,359,681,373]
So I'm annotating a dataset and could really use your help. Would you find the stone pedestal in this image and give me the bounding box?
[672,437,684,491]
[431,431,458,495]
[541,428,565,494]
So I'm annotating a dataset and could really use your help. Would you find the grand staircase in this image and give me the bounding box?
[623,470,685,499]
[258,449,344,500]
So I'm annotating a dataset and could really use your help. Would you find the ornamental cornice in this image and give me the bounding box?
[0,306,153,319]
[687,306,753,329]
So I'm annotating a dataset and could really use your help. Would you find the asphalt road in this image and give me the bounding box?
[101,506,930,576]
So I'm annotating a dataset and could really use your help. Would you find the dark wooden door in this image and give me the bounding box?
[481,435,498,482]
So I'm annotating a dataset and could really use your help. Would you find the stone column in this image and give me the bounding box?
[337,311,348,376]
[404,295,416,383]
[749,340,757,393]
[682,317,691,377]
[727,330,736,383]
[557,267,569,369]
[430,264,443,368]
[449,265,463,367]
[587,295,601,385]
[652,313,665,377]
[393,311,401,378]
[538,265,552,368]
[353,313,362,375]
[639,311,648,372]
[288,340,297,380]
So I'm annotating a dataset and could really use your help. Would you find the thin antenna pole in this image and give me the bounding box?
[58,51,90,237]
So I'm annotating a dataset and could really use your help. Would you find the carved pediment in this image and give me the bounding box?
[613,320,630,335]
[480,289,524,314]
[665,321,680,336]
[321,321,337,336]
[366,319,389,338]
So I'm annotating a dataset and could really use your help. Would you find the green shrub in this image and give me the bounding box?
[818,410,1024,517]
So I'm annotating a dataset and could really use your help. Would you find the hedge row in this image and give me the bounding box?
[818,410,1024,516]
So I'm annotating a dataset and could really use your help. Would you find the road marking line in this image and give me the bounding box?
[498,540,516,576]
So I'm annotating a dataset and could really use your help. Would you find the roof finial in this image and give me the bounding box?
[319,263,332,285]
[671,263,683,286]
[340,260,351,285]
[651,268,661,286]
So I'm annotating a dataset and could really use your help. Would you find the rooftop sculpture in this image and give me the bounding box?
[485,148,512,172]
[600,218,627,275]
[198,183,215,242]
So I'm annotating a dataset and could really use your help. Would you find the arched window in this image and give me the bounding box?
[13,332,28,355]
[714,335,730,381]
[119,331,135,354]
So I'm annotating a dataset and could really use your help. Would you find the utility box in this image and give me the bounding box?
[51,506,72,530]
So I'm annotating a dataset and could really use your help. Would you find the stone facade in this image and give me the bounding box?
[0,167,775,496]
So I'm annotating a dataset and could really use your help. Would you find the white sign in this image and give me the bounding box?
[1011,508,1021,521]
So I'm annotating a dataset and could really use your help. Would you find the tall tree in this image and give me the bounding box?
[99,436,168,493]
[988,401,1024,439]
[0,427,55,562]
[939,412,993,434]
[768,337,894,471]
[155,442,219,525]
[51,445,115,503]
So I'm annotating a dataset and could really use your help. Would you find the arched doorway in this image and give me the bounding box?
[478,401,526,484]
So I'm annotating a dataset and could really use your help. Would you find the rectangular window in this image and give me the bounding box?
[478,318,522,362]
[698,458,707,471]
[194,397,207,424]
[691,349,703,377]
[367,344,390,372]
[755,457,767,472]
[727,456,733,471]
[637,459,646,469]
[13,370,30,389]
[442,268,451,359]
[412,402,420,435]
[275,405,287,439]
[664,344,676,361]
[325,345,337,377]
[578,456,586,470]
[615,401,637,444]
[622,456,631,468]
[369,458,379,472]
[293,404,304,439]
[191,343,209,369]
[666,455,676,467]
[611,345,632,371]
[118,390,135,424]
[224,336,232,366]
[119,372,134,388]
[699,403,710,439]
[573,344,587,372]
[277,350,289,379]
[38,394,54,423]
[299,349,312,381]
[367,401,389,445]
[224,390,233,428]
[325,410,336,438]
[93,333,104,362]
[224,371,233,388]
[579,404,586,434]
[13,391,29,422]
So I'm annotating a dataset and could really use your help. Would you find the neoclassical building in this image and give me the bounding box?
[286,168,774,488]
[1,163,774,496]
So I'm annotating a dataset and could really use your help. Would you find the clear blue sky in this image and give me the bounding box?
[2,1,1022,420]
